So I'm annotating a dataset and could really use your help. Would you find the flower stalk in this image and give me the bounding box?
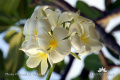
[46,64,55,80]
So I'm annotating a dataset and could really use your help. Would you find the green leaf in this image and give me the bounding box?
[70,52,81,60]
[5,75,20,80]
[0,26,10,33]
[5,31,25,73]
[84,54,103,72]
[72,76,82,80]
[106,0,120,11]
[54,60,66,74]
[4,30,17,43]
[0,50,5,79]
[18,0,36,19]
[113,74,120,80]
[76,1,102,19]
[107,48,119,59]
[0,0,21,15]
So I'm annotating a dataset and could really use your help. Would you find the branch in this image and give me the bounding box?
[96,8,120,28]
[99,51,120,70]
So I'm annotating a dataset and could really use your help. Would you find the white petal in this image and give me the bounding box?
[41,56,48,75]
[58,12,72,26]
[31,6,49,19]
[37,27,52,41]
[48,55,53,67]
[71,35,85,50]
[50,49,65,63]
[80,22,90,38]
[88,23,98,39]
[23,19,30,36]
[55,39,71,55]
[85,38,103,52]
[44,9,53,16]
[38,18,51,32]
[69,23,82,35]
[37,38,49,50]
[47,11,60,27]
[24,19,38,35]
[53,27,69,41]
[27,55,42,68]
[77,45,91,55]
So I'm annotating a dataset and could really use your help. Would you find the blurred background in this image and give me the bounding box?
[0,0,120,80]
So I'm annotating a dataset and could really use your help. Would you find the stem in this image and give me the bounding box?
[46,64,55,80]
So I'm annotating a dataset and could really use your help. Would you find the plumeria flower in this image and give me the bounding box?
[21,33,53,75]
[30,6,50,19]
[23,18,51,37]
[69,18,103,55]
[37,27,71,63]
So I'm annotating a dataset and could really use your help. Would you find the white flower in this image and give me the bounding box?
[21,33,53,75]
[69,19,102,55]
[37,27,71,63]
[23,18,51,36]
[46,11,72,28]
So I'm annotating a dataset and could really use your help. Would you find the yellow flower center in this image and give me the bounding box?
[35,31,37,35]
[81,35,87,44]
[49,39,58,49]
[39,52,48,58]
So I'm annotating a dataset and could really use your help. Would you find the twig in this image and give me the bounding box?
[96,9,120,27]
[99,51,120,70]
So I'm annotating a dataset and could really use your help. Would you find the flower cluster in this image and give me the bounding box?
[21,6,102,75]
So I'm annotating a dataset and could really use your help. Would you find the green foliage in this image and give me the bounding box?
[4,30,17,43]
[5,31,25,73]
[0,0,20,15]
[84,54,103,72]
[0,50,5,79]
[54,60,66,74]
[107,48,119,59]
[72,76,82,80]
[106,0,120,11]
[0,26,10,33]
[76,1,102,20]
[113,74,120,80]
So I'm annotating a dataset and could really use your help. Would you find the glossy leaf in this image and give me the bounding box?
[107,48,119,59]
[0,26,10,33]
[5,31,25,73]
[106,0,120,11]
[54,60,66,74]
[0,0,20,15]
[18,0,36,19]
[113,74,120,80]
[0,50,5,79]
[84,54,103,72]
[4,30,17,43]
[76,1,102,20]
